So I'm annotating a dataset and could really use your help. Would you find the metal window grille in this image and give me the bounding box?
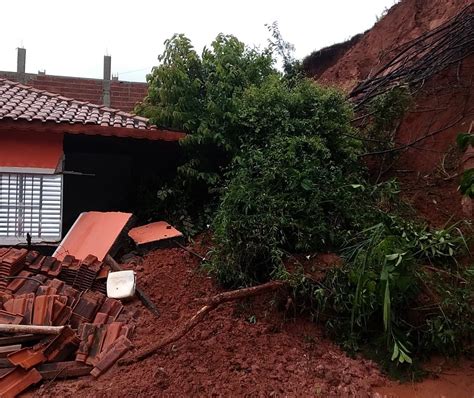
[0,173,63,242]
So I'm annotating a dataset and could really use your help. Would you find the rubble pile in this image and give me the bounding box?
[0,247,134,397]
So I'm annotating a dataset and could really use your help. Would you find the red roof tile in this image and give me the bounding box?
[0,79,186,141]
[0,79,150,129]
[0,367,42,398]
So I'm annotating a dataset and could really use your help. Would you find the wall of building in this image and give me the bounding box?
[0,50,148,112]
[62,134,181,234]
[0,71,148,112]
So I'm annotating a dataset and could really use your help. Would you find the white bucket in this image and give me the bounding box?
[106,270,137,299]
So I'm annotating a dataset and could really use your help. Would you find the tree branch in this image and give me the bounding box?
[119,280,287,365]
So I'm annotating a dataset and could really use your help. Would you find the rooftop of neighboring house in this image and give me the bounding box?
[0,49,148,113]
[0,78,184,141]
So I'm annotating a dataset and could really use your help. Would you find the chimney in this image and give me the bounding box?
[102,55,111,107]
[17,48,26,83]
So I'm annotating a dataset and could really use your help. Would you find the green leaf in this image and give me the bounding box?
[456,133,472,151]
[386,253,399,261]
[301,179,312,191]
[391,342,399,361]
[383,281,391,331]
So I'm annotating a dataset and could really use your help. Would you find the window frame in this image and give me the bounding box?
[0,172,63,245]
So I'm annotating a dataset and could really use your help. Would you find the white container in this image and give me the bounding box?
[106,270,137,299]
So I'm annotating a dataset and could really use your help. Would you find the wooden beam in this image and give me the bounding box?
[0,325,64,335]
[0,334,45,346]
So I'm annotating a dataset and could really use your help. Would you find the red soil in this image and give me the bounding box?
[30,238,385,397]
[316,0,473,92]
[306,0,474,224]
[375,357,474,398]
[394,55,474,174]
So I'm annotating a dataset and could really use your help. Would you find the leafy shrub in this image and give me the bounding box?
[456,131,474,198]
[361,86,412,154]
[311,219,472,365]
[237,76,361,165]
[209,133,374,287]
[137,33,276,188]
[135,34,280,232]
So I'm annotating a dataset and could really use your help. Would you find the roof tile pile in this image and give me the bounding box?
[0,248,134,397]
[0,79,152,129]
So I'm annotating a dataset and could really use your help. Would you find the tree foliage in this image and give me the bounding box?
[209,134,371,287]
[137,32,473,367]
[137,33,276,188]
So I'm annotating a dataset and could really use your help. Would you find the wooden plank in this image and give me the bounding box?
[37,361,92,379]
[0,334,44,346]
[0,324,64,335]
[0,345,21,358]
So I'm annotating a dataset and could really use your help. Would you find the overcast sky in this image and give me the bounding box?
[0,0,397,82]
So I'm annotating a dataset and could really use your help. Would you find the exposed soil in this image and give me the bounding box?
[29,237,385,397]
[375,357,474,398]
[308,0,473,93]
[25,236,472,397]
[306,1,474,224]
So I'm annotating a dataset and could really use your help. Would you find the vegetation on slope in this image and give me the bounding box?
[137,31,473,369]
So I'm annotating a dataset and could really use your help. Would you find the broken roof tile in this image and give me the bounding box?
[15,274,46,295]
[128,221,183,246]
[101,322,126,352]
[85,325,107,366]
[32,295,56,326]
[7,345,46,369]
[0,367,42,398]
[90,335,132,378]
[53,211,134,262]
[0,310,23,325]
[5,271,32,294]
[43,326,80,362]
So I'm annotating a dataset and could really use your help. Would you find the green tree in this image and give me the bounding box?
[136,34,278,231]
[138,33,276,187]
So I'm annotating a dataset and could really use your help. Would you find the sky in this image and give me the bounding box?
[0,0,397,82]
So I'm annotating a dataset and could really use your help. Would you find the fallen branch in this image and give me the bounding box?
[119,280,286,365]
[350,4,474,108]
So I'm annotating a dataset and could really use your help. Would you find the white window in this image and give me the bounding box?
[0,173,63,244]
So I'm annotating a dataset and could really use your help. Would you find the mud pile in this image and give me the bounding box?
[36,237,384,397]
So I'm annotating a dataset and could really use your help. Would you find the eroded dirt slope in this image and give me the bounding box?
[311,0,472,92]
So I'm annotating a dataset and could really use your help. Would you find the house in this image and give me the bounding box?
[0,48,148,112]
[0,78,184,246]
